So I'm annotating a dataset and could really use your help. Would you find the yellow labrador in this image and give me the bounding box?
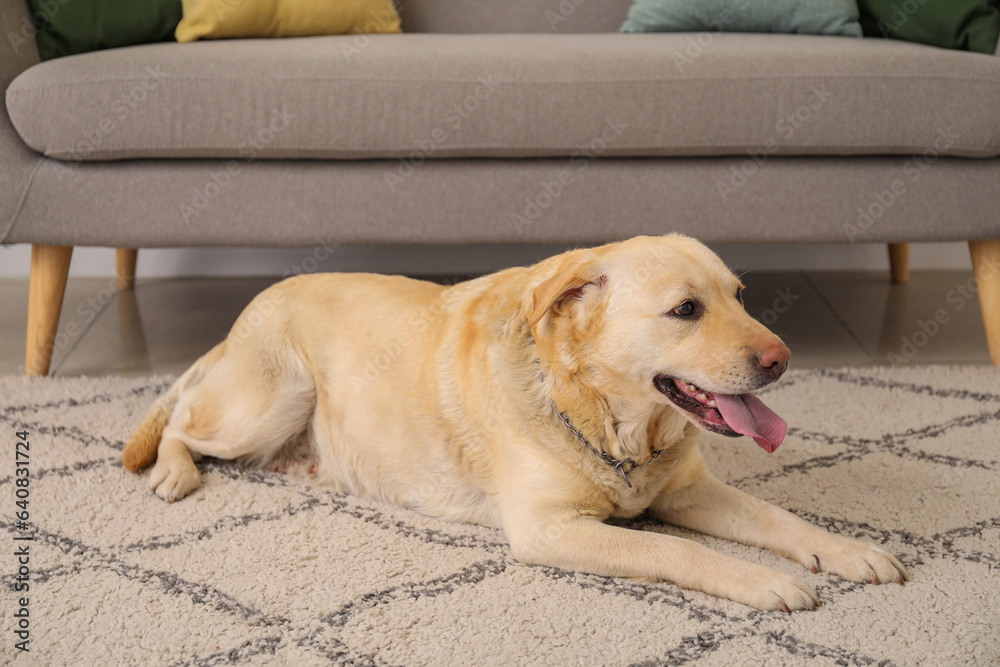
[123,234,907,611]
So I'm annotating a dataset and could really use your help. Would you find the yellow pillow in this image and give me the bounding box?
[176,0,402,42]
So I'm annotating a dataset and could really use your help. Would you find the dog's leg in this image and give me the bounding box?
[503,508,818,612]
[649,471,908,587]
[148,436,203,503]
[149,337,316,503]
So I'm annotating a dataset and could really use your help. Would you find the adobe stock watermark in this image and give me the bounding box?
[7,0,71,53]
[511,117,628,233]
[338,6,408,60]
[227,240,340,344]
[843,127,960,243]
[44,66,169,185]
[384,74,503,191]
[349,243,675,392]
[886,252,1000,365]
[672,0,752,73]
[61,66,168,161]
[871,0,928,39]
[545,0,589,30]
[348,288,470,393]
[17,276,125,375]
[209,0,255,20]
[716,85,833,202]
[402,400,515,510]
[757,288,799,326]
[179,107,296,223]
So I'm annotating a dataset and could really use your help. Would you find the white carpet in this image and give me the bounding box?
[1,367,998,666]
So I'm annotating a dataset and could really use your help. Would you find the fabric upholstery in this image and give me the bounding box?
[7,34,1000,162]
[3,156,999,248]
[0,0,44,244]
[396,0,633,33]
[1,0,999,254]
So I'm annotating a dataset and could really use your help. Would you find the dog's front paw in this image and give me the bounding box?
[723,561,820,612]
[148,456,201,503]
[809,537,908,586]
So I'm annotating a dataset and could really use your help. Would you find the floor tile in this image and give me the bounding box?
[739,271,872,368]
[807,271,990,365]
[56,278,277,377]
[0,277,121,376]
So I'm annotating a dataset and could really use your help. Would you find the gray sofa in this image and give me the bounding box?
[2,0,998,374]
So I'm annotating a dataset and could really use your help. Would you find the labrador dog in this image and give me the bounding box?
[123,234,907,611]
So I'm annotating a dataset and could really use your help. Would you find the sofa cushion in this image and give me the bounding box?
[859,0,1000,54]
[7,33,1000,162]
[27,0,182,61]
[175,0,401,43]
[621,0,862,37]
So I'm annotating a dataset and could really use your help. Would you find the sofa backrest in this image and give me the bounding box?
[397,0,633,33]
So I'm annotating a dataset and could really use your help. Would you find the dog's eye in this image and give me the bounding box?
[736,287,744,304]
[672,301,697,317]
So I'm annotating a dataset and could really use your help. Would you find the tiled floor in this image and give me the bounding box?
[0,269,992,377]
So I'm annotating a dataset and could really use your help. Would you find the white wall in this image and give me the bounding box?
[0,242,973,279]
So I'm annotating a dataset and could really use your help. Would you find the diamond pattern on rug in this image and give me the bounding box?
[1,368,997,666]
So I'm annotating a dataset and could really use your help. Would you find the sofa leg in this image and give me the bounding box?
[888,243,909,283]
[970,240,1000,366]
[116,248,138,291]
[26,244,74,376]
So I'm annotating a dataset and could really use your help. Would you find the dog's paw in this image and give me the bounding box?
[148,456,201,503]
[808,537,908,586]
[724,562,820,612]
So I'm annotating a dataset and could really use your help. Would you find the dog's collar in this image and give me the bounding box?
[551,401,664,488]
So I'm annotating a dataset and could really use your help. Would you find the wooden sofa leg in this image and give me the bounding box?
[970,239,1000,366]
[116,248,138,291]
[26,244,73,376]
[888,243,909,283]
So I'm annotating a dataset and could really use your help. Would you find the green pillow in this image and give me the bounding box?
[858,0,1000,53]
[28,0,183,61]
[621,0,864,37]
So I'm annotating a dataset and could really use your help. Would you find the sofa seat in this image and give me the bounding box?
[7,33,1000,162]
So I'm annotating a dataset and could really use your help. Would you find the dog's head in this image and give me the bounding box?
[525,234,789,453]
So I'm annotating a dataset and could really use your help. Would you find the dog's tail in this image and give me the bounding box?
[122,391,175,472]
[122,342,226,471]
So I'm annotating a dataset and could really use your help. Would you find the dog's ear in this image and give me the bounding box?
[525,254,607,327]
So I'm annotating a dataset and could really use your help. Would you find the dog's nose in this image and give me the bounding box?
[755,343,791,379]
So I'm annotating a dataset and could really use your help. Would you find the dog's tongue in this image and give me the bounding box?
[713,393,787,453]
